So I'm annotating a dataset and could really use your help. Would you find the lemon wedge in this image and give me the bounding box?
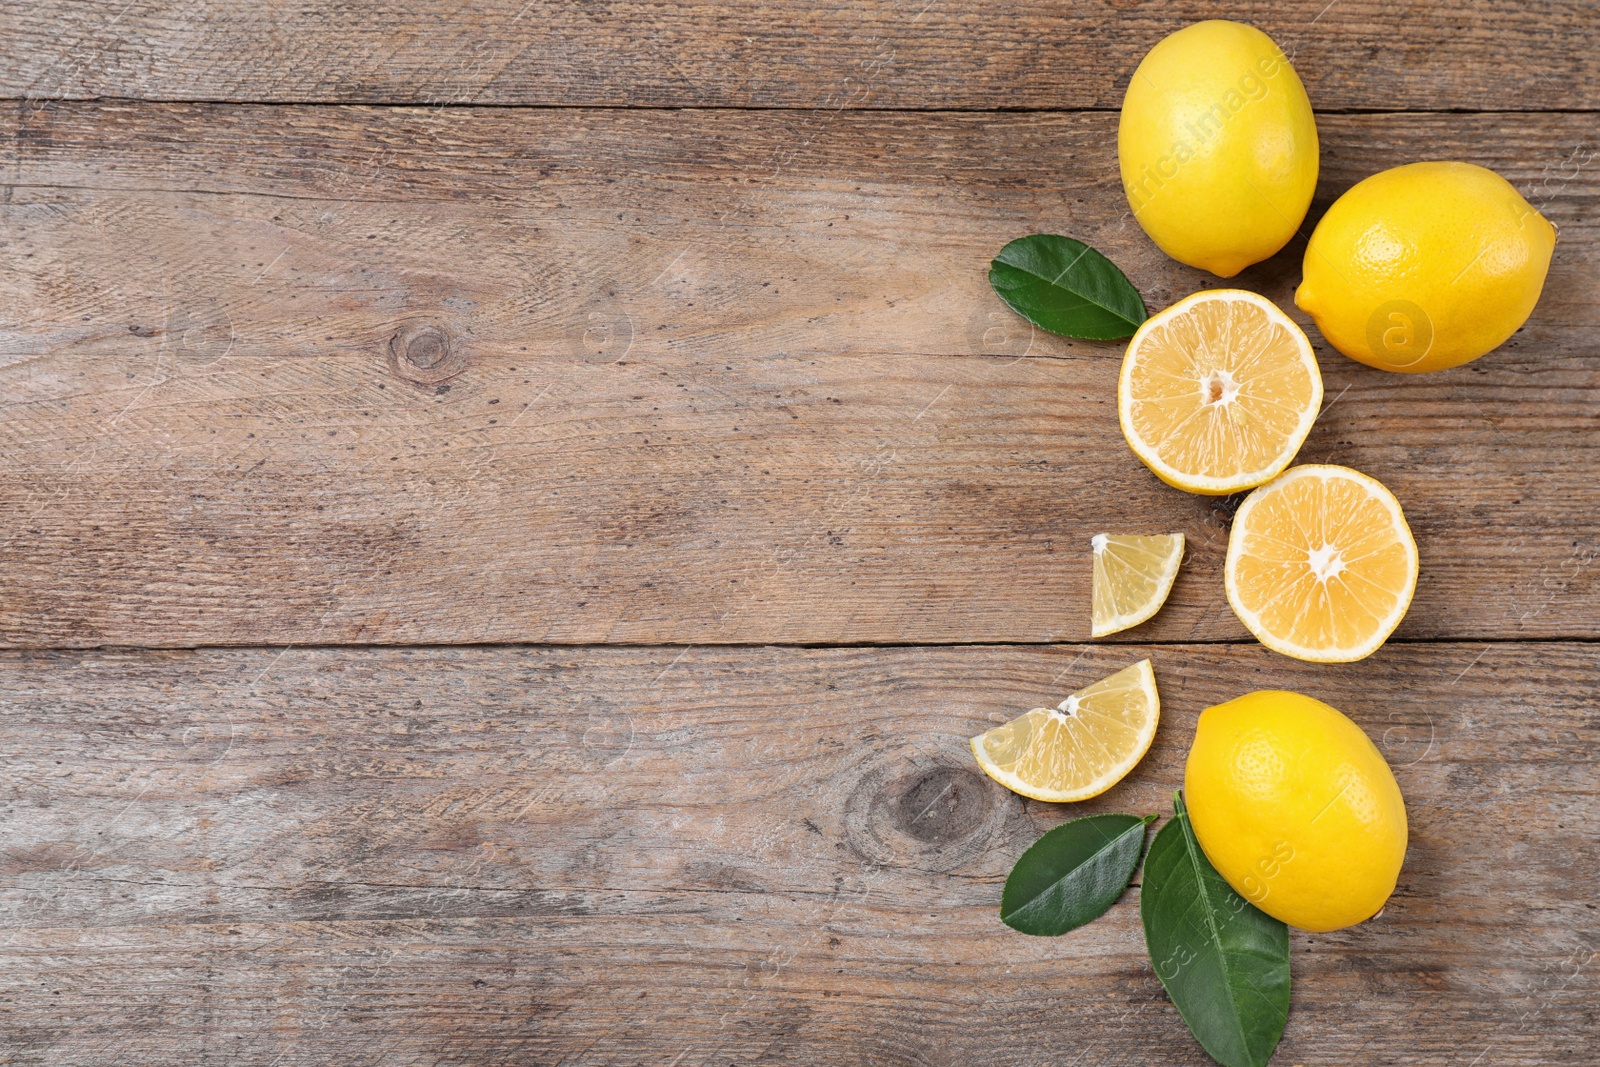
[971,660,1159,803]
[1091,533,1184,638]
[1119,290,1322,495]
[1225,464,1418,662]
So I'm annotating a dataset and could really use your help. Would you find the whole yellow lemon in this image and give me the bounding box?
[1184,690,1407,932]
[1296,161,1556,372]
[1118,20,1318,278]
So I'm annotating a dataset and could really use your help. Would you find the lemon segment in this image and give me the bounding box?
[1119,290,1322,495]
[1184,689,1408,932]
[970,660,1159,803]
[1225,465,1418,663]
[1091,533,1185,638]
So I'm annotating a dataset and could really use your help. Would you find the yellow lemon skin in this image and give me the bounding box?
[1296,161,1556,372]
[1184,690,1407,933]
[1119,21,1318,278]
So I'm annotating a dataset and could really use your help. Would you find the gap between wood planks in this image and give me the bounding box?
[26,635,1597,654]
[7,96,1600,115]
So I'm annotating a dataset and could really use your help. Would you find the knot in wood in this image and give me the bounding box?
[842,754,1003,872]
[399,325,449,369]
[389,322,467,385]
[892,766,990,845]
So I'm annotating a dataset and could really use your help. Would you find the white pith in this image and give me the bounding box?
[1200,368,1242,407]
[1307,543,1346,582]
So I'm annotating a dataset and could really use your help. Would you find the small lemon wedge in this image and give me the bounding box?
[1225,464,1418,663]
[1092,533,1185,638]
[971,660,1159,803]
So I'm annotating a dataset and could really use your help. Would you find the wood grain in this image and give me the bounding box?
[4,8,1593,1066]
[2,105,1595,648]
[0,642,1593,1064]
[3,1,1597,111]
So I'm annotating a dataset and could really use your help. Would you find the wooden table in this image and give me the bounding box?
[1,4,1595,1064]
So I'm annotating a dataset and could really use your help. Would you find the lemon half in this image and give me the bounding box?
[1119,290,1322,495]
[1225,465,1418,662]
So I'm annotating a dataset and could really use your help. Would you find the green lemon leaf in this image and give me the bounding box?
[1001,813,1156,936]
[988,234,1148,341]
[1141,792,1290,1067]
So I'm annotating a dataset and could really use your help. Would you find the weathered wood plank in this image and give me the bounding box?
[3,2,1597,111]
[2,106,1596,647]
[0,643,1593,1064]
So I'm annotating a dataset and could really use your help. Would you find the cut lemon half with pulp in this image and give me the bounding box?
[1092,533,1184,637]
[1226,464,1418,663]
[970,660,1159,803]
[1119,290,1322,495]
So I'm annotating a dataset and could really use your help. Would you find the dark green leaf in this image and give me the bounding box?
[988,234,1148,341]
[1001,813,1155,936]
[1141,792,1290,1067]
